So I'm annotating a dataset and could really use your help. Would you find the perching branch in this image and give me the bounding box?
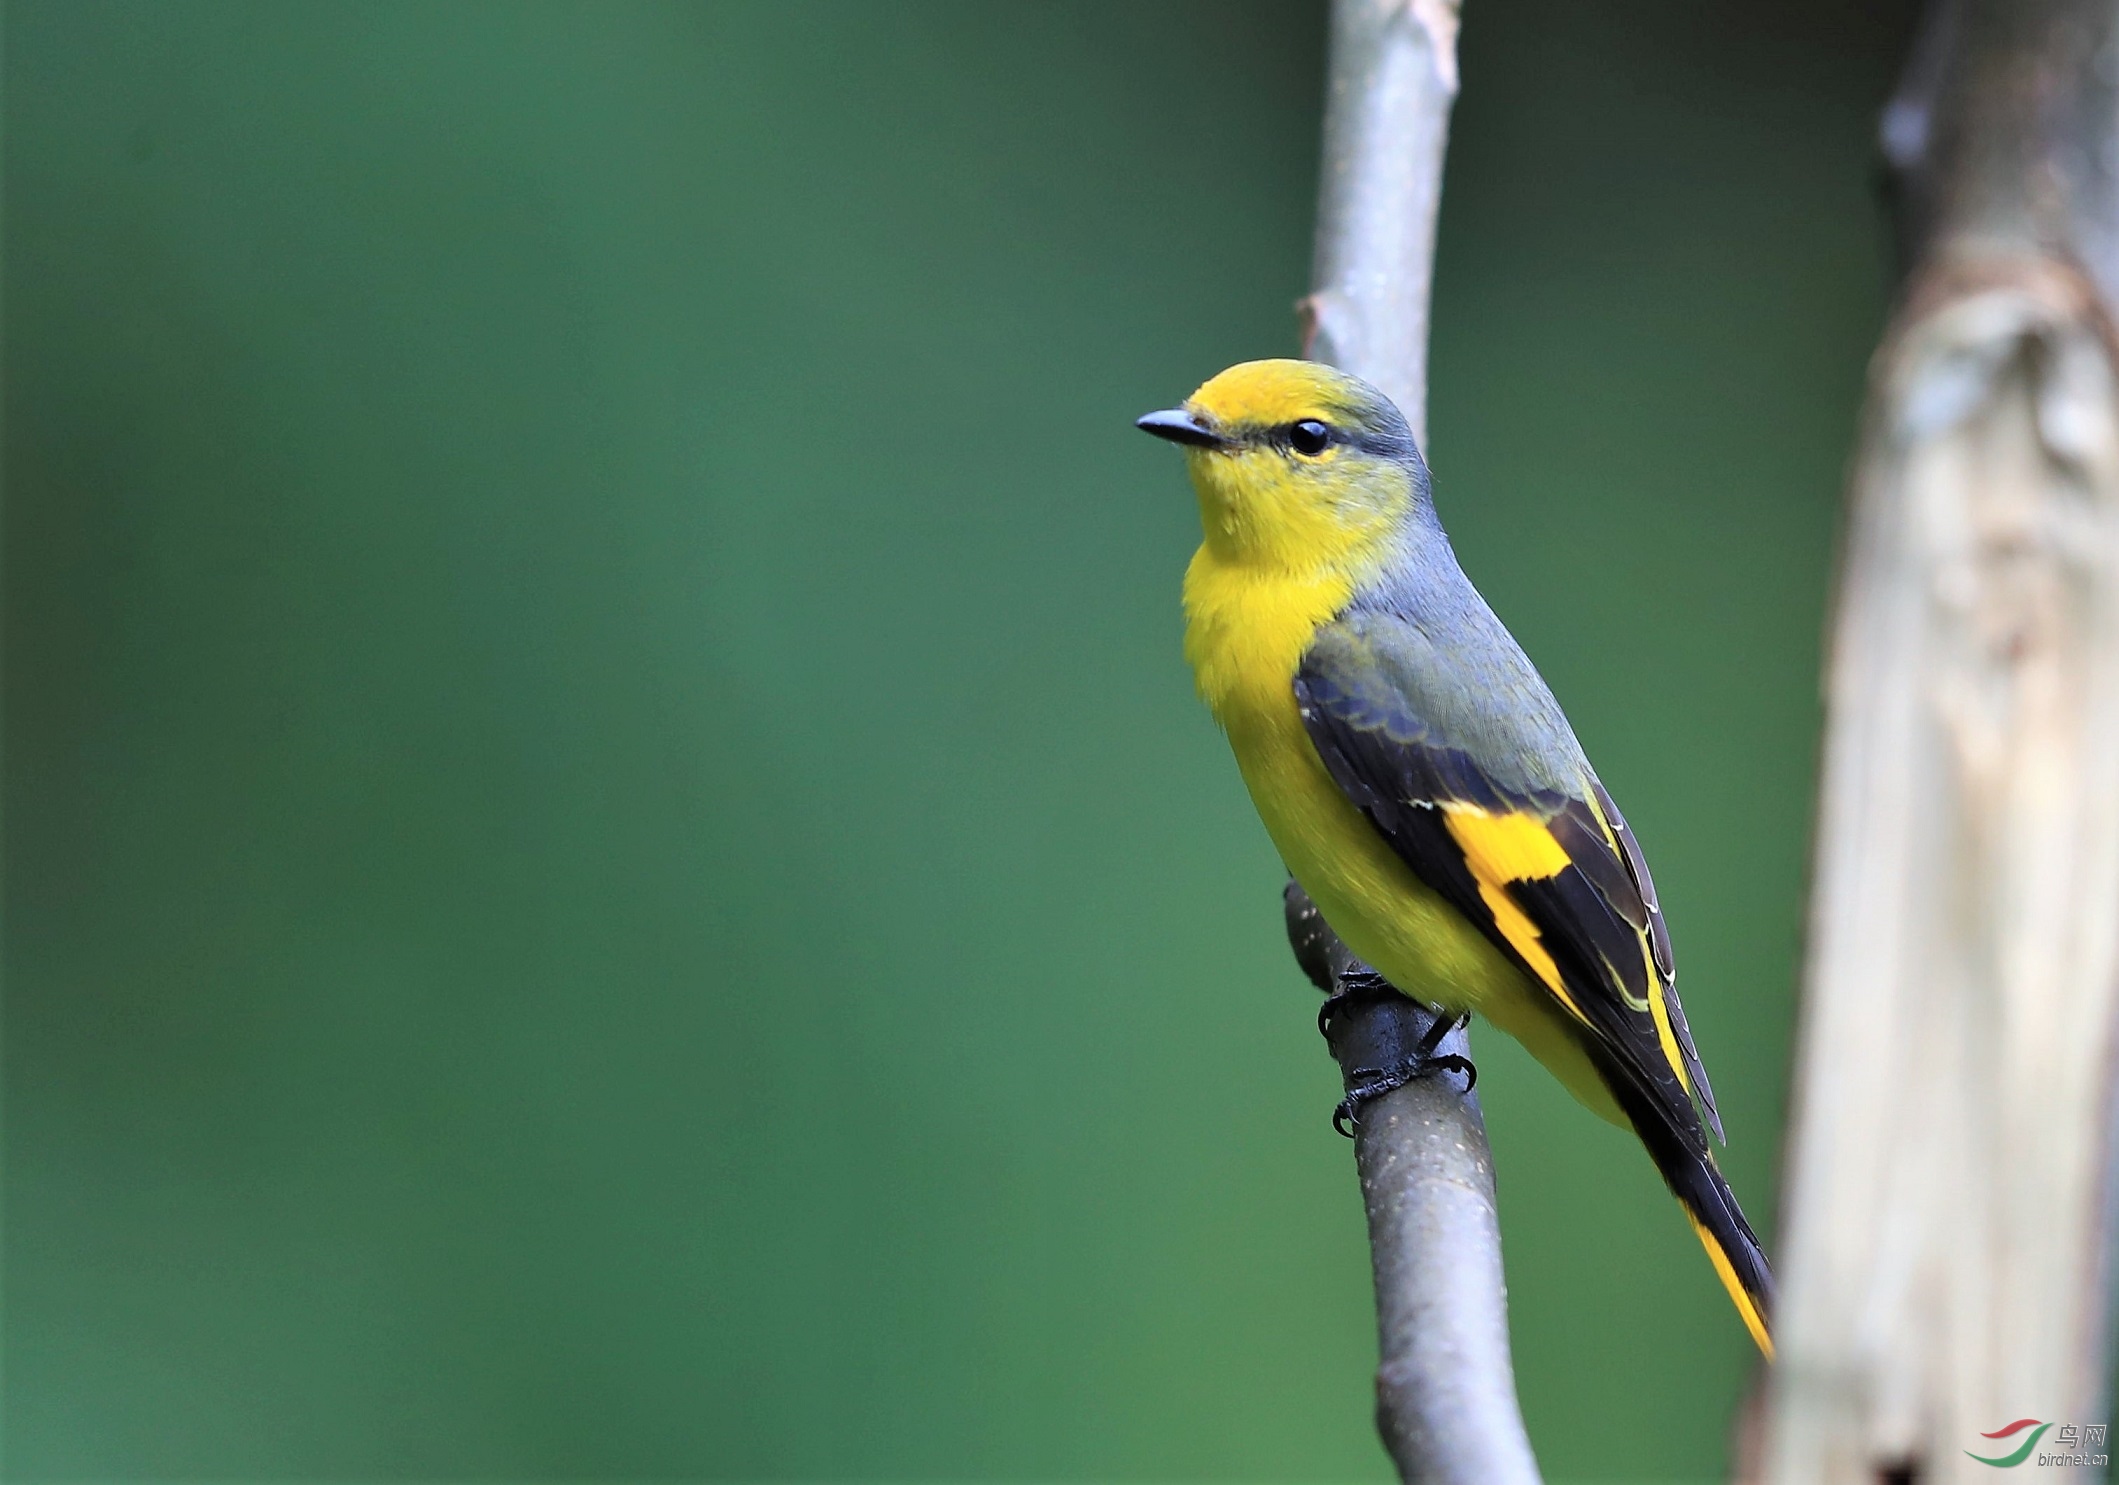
[1303,0,1459,446]
[1763,3,2119,1480]
[1290,4,1541,1482]
[1286,885,1539,1485]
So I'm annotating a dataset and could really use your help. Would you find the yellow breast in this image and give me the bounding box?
[1182,545,1493,1002]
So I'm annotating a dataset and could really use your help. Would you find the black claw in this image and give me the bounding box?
[1315,969,1397,1042]
[1330,1048,1479,1136]
[1429,1053,1476,1090]
[1334,1063,1409,1135]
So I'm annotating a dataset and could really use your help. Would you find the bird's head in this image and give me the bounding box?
[1137,359,1430,573]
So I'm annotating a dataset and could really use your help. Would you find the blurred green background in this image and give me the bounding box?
[4,1,1915,1479]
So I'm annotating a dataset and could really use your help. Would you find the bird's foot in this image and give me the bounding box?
[1320,984,1475,1137]
[1332,1051,1476,1136]
[1316,969,1401,1038]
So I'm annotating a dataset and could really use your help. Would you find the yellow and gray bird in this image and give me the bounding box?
[1138,358,1773,1356]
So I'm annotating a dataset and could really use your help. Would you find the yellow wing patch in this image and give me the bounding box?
[1440,803,1570,882]
[1471,880,1581,1018]
[1442,802,1695,1108]
[1442,805,1587,1024]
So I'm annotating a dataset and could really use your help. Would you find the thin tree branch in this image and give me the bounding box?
[1764,3,2119,1479]
[1304,0,1460,446]
[1289,4,1541,1482]
[1286,886,1539,1485]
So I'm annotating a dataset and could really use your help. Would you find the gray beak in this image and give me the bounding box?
[1135,407,1229,450]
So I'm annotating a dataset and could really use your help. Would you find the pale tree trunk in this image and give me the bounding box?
[1290,3,1541,1482]
[1764,3,2119,1481]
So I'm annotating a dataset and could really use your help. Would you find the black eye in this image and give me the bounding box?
[1288,419,1332,456]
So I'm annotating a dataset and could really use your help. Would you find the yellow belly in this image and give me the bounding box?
[1185,549,1626,1126]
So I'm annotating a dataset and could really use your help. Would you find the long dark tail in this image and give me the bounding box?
[1610,1077,1776,1357]
[1665,1144,1775,1358]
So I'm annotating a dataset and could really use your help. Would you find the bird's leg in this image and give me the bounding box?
[1326,982,1475,1137]
[1316,967,1395,1037]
